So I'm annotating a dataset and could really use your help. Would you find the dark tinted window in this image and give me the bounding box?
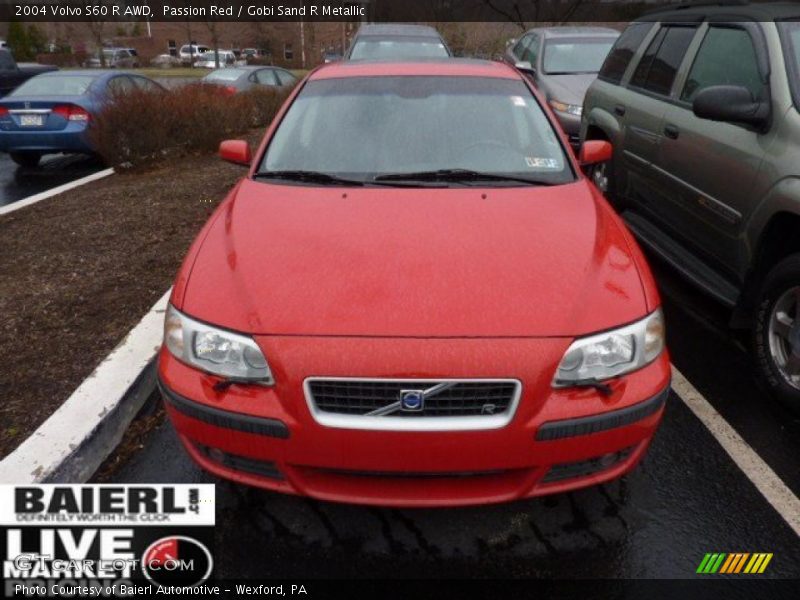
[779,21,800,109]
[630,25,696,96]
[598,22,652,84]
[521,34,540,65]
[681,27,763,102]
[512,34,533,59]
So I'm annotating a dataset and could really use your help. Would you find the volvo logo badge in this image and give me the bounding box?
[399,390,425,412]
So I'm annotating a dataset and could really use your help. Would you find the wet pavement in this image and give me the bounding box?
[102,261,800,581]
[0,153,103,208]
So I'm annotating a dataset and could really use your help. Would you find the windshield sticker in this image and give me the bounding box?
[511,96,527,107]
[526,157,560,169]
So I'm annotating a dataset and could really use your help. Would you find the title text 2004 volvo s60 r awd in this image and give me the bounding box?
[158,59,670,507]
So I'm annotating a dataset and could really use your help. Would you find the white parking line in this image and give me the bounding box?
[672,366,800,537]
[0,168,114,217]
[0,289,170,483]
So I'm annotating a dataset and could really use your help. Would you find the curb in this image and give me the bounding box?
[0,290,170,483]
[0,168,115,217]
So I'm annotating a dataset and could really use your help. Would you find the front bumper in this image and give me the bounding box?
[159,335,670,507]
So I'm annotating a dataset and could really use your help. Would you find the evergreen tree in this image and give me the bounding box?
[26,24,47,57]
[7,21,32,61]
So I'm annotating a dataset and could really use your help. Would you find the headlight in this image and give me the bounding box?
[553,309,665,387]
[549,99,583,117]
[164,304,274,384]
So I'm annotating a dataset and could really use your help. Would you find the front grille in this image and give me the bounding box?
[307,379,517,417]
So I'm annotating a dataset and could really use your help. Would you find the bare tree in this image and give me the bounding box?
[204,21,221,68]
[84,20,107,66]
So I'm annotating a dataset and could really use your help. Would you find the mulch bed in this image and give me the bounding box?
[0,133,261,459]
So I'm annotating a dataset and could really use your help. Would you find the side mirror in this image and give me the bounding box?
[580,140,613,166]
[219,140,251,166]
[693,85,769,128]
[515,60,535,75]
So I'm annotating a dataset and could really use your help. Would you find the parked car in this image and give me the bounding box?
[150,53,182,68]
[86,48,140,69]
[179,44,210,64]
[158,58,669,506]
[581,2,800,413]
[242,48,259,60]
[505,27,619,149]
[345,24,451,60]
[0,48,58,98]
[0,70,164,167]
[0,40,7,49]
[201,66,297,94]
[193,50,242,69]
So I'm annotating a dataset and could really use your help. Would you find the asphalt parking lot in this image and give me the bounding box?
[102,256,800,581]
[0,153,103,208]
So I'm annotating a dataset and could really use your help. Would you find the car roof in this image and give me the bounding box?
[309,58,520,81]
[530,26,620,38]
[354,24,443,39]
[638,0,800,21]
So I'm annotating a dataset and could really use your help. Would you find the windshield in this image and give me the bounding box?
[350,37,449,60]
[10,75,96,96]
[543,38,617,74]
[260,76,572,185]
[205,69,247,81]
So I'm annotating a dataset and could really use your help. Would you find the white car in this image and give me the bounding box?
[179,44,210,64]
[193,50,242,69]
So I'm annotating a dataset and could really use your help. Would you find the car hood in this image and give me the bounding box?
[540,73,597,106]
[181,179,648,337]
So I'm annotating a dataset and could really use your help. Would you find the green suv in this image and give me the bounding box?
[581,2,800,412]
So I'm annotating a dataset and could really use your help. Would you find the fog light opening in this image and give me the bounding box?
[542,446,635,483]
[196,443,284,480]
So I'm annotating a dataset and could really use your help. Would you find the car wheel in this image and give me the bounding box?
[10,151,42,168]
[753,254,800,414]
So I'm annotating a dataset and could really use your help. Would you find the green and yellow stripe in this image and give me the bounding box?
[697,553,773,574]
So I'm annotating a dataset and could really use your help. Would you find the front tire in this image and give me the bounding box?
[753,254,800,414]
[10,152,42,168]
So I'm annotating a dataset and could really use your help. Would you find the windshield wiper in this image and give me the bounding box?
[373,169,557,186]
[253,169,426,188]
[253,170,367,186]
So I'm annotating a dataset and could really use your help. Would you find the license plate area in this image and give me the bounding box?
[20,114,44,127]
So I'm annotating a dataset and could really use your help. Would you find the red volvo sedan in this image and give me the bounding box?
[159,59,670,507]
